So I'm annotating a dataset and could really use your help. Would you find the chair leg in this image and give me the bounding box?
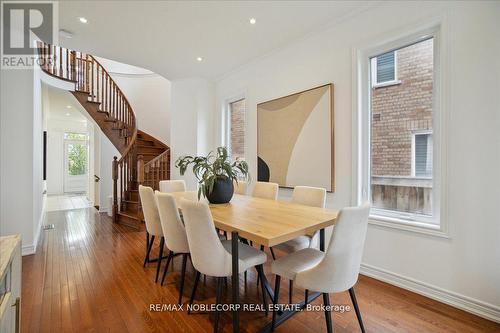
[304,289,309,306]
[270,247,276,260]
[155,237,165,283]
[323,293,333,333]
[349,287,365,333]
[256,265,268,316]
[214,277,223,333]
[160,251,174,286]
[188,271,201,314]
[289,280,293,304]
[178,254,188,304]
[271,275,281,332]
[143,234,155,267]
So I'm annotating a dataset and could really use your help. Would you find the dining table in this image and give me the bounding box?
[168,191,339,333]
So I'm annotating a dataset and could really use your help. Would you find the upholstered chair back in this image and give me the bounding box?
[159,180,186,193]
[252,181,279,200]
[155,191,189,253]
[180,199,233,277]
[295,203,370,293]
[138,185,163,236]
[292,186,326,208]
[233,180,248,195]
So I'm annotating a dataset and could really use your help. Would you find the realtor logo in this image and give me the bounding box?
[1,1,57,68]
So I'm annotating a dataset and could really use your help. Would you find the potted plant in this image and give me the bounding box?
[175,147,250,204]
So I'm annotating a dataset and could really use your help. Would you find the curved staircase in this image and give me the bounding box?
[38,42,170,229]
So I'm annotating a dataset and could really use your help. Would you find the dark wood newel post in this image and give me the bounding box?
[112,156,118,223]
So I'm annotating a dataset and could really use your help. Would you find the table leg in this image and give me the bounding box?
[320,228,325,252]
[231,232,240,333]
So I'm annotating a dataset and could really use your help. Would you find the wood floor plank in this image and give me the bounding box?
[21,208,500,333]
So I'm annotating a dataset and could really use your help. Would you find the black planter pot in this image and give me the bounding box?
[206,177,234,204]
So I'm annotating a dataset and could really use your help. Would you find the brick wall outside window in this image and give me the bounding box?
[370,38,434,215]
[229,99,245,159]
[371,38,433,176]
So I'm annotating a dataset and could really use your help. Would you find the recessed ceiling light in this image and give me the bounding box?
[79,17,88,24]
[196,57,203,62]
[66,105,72,109]
[249,17,256,25]
[65,113,70,116]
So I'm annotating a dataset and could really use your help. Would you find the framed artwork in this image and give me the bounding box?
[257,83,334,191]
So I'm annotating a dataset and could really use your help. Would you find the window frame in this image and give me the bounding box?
[411,130,433,178]
[371,51,401,88]
[224,95,246,160]
[354,23,449,238]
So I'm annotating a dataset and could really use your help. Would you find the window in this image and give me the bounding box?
[371,51,399,87]
[359,32,442,229]
[226,98,245,160]
[413,132,432,177]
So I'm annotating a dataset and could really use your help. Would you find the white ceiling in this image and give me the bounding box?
[58,1,375,80]
[44,84,87,122]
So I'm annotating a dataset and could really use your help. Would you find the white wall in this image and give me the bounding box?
[0,68,44,255]
[97,57,171,145]
[170,78,215,190]
[215,1,500,320]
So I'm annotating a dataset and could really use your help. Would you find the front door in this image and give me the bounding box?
[63,134,89,193]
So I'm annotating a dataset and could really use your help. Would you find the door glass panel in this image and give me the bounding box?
[67,142,87,176]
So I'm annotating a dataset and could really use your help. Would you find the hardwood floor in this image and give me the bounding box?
[22,208,500,333]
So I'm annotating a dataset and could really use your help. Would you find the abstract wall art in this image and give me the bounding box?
[257,84,334,191]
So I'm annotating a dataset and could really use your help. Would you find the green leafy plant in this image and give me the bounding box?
[175,147,250,199]
[68,143,87,176]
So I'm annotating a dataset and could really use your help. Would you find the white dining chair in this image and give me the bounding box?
[270,203,370,333]
[139,185,165,283]
[252,181,279,200]
[273,186,327,302]
[180,198,269,332]
[155,191,191,304]
[233,180,248,195]
[159,179,186,193]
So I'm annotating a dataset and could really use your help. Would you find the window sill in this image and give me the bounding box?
[368,214,450,239]
[372,80,402,88]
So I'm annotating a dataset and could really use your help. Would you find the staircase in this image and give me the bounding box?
[38,42,171,229]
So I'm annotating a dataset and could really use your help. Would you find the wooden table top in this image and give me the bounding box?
[168,192,338,247]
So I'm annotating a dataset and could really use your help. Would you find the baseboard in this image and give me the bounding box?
[23,196,46,256]
[21,244,36,256]
[360,263,500,323]
[99,205,109,214]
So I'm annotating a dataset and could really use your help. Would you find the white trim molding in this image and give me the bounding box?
[361,263,500,324]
